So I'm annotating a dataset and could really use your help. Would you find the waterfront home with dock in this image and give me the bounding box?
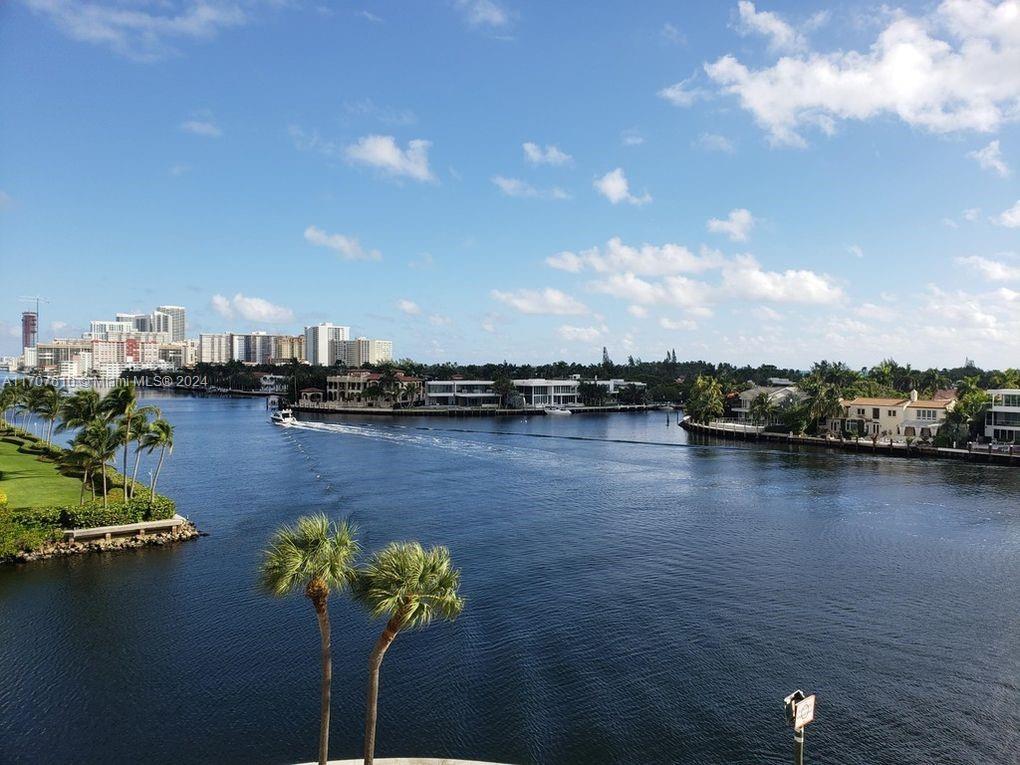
[325,370,423,407]
[830,390,955,440]
[985,389,1020,443]
[423,378,581,408]
[732,383,805,423]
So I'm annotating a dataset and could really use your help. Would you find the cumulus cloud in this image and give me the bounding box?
[706,0,1020,146]
[23,0,248,61]
[734,1,805,52]
[345,134,434,182]
[523,142,572,166]
[304,225,382,260]
[969,140,1011,177]
[628,305,649,318]
[491,288,588,315]
[847,244,864,258]
[707,208,755,241]
[594,168,651,205]
[180,118,221,137]
[211,293,294,323]
[621,128,644,146]
[721,255,843,303]
[590,272,715,309]
[455,0,509,28]
[546,237,725,276]
[956,254,1020,281]
[556,324,603,342]
[492,176,569,200]
[397,299,422,315]
[996,200,1020,227]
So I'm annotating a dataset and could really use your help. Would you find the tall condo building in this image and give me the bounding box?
[199,333,232,364]
[304,323,350,365]
[340,337,393,366]
[21,311,38,351]
[157,306,187,342]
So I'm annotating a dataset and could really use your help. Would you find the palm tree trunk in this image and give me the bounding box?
[364,616,402,765]
[313,595,332,765]
[122,424,131,504]
[79,470,87,505]
[152,447,166,496]
[101,465,108,509]
[130,450,143,499]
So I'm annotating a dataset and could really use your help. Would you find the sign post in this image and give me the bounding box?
[783,690,816,765]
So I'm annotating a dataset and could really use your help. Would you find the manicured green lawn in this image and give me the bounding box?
[0,440,82,509]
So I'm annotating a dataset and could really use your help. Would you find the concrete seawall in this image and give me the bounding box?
[291,403,664,417]
[681,419,1020,467]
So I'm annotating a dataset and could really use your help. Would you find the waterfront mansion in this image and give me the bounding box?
[831,390,956,441]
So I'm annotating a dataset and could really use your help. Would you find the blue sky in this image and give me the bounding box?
[1,0,1018,368]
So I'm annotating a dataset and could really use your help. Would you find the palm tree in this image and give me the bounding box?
[808,384,845,434]
[353,542,464,765]
[60,447,101,504]
[129,418,154,497]
[35,385,65,445]
[57,389,103,433]
[748,392,776,426]
[101,384,160,495]
[686,375,724,424]
[0,384,17,427]
[259,516,360,765]
[73,420,120,508]
[140,419,175,497]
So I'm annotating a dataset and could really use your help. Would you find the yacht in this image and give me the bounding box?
[270,408,296,426]
[545,406,572,416]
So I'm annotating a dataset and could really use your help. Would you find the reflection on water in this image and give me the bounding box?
[1,394,1018,765]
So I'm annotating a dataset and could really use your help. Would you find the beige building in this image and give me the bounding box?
[325,369,422,407]
[835,390,955,440]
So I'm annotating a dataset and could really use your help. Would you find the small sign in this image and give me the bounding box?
[794,694,816,731]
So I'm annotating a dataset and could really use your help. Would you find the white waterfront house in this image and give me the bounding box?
[732,384,805,423]
[985,389,1020,443]
[836,390,955,440]
[424,378,580,408]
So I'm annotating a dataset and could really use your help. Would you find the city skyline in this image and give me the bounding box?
[2,0,1019,368]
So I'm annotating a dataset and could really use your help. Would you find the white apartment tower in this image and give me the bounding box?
[157,306,187,342]
[304,323,350,365]
[199,333,232,364]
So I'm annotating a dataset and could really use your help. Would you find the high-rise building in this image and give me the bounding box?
[157,306,187,342]
[21,311,38,350]
[340,337,393,367]
[199,333,232,364]
[304,323,350,365]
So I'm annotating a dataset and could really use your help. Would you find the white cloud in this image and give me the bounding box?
[621,128,644,146]
[942,217,960,228]
[357,10,383,23]
[707,208,755,242]
[721,255,843,304]
[969,140,1011,177]
[755,306,783,321]
[50,320,68,332]
[657,76,707,107]
[547,237,725,276]
[397,299,422,315]
[594,168,651,206]
[523,142,572,166]
[211,293,294,324]
[659,317,698,331]
[491,288,588,315]
[304,225,382,261]
[695,133,735,153]
[628,305,649,318]
[345,135,434,182]
[180,119,221,137]
[455,0,509,28]
[995,200,1020,227]
[661,22,685,45]
[847,244,864,258]
[556,324,603,342]
[428,314,452,327]
[956,255,1020,281]
[589,272,715,309]
[707,1,1020,146]
[492,176,569,200]
[735,1,805,53]
[23,0,247,61]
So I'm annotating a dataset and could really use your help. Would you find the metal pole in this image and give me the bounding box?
[793,728,804,765]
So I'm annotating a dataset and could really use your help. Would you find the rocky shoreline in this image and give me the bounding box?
[7,521,202,565]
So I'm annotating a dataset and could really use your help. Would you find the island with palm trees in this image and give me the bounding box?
[0,379,194,564]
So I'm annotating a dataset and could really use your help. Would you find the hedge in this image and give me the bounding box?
[59,494,176,528]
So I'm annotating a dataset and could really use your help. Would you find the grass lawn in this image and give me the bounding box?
[0,440,83,509]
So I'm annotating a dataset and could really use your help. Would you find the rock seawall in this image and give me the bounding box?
[9,521,201,564]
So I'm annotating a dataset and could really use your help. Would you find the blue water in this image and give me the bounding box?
[1,394,1018,764]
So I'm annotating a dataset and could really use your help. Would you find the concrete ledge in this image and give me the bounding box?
[63,514,186,542]
[297,759,513,765]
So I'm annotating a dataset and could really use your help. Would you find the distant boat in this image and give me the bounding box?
[270,408,296,426]
[545,406,572,416]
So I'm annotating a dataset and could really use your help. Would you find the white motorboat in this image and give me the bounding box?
[270,408,296,426]
[545,406,572,416]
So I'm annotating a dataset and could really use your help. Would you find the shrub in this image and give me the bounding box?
[0,491,6,508]
[58,494,176,528]
[9,506,62,530]
[1,437,25,446]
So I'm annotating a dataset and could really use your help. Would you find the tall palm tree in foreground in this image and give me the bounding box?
[35,385,65,445]
[102,385,160,498]
[353,542,464,765]
[260,516,360,765]
[73,420,120,508]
